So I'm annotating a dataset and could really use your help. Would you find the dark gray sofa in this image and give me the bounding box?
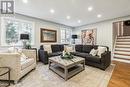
[38,44,64,64]
[71,45,111,70]
[38,44,111,70]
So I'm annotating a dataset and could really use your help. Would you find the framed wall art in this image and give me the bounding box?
[40,28,57,42]
[81,29,97,45]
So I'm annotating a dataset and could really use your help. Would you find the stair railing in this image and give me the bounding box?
[112,35,117,59]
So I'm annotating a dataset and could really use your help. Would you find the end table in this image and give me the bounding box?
[0,67,10,87]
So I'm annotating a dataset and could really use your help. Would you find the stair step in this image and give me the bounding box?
[115,49,130,52]
[117,36,130,39]
[117,37,130,39]
[117,40,130,42]
[116,42,130,44]
[114,52,130,56]
[114,51,130,54]
[115,46,130,48]
[114,57,130,61]
[115,48,130,51]
[116,43,130,45]
[114,54,130,60]
[117,39,130,42]
[116,45,130,47]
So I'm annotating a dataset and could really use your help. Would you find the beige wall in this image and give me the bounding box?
[73,16,130,51]
[0,14,73,48]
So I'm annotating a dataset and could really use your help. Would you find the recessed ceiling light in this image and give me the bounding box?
[78,20,81,23]
[22,0,28,3]
[50,9,55,14]
[66,16,71,19]
[88,6,93,11]
[97,14,102,18]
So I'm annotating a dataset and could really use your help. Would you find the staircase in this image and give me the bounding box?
[114,36,130,61]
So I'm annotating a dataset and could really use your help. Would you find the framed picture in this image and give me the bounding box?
[40,28,57,42]
[81,29,97,45]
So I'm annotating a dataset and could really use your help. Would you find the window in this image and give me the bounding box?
[1,17,35,46]
[60,28,72,44]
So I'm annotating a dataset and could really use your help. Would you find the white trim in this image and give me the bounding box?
[117,22,119,36]
[112,35,117,60]
[121,21,123,36]
[60,28,72,44]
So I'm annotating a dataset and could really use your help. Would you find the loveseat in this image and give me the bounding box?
[0,49,36,83]
[71,45,111,70]
[38,44,64,64]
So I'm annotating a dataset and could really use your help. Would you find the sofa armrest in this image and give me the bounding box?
[38,50,48,64]
[101,51,111,66]
[0,53,21,80]
[22,49,36,61]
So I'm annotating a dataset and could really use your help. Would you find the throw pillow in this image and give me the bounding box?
[20,53,28,62]
[65,45,74,52]
[89,49,98,56]
[97,46,107,58]
[17,49,23,54]
[44,45,52,53]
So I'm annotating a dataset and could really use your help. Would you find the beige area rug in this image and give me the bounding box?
[9,63,115,87]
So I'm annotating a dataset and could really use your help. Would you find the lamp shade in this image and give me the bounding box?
[20,34,29,40]
[72,35,78,39]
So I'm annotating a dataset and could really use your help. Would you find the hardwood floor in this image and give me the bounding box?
[108,61,130,87]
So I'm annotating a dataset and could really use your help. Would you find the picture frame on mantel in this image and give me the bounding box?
[40,28,57,42]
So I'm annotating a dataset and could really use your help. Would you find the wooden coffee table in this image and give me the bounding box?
[49,56,85,80]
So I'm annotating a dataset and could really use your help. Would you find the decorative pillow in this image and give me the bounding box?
[65,46,74,52]
[97,46,107,58]
[17,49,23,54]
[89,49,98,56]
[44,45,52,53]
[20,53,28,62]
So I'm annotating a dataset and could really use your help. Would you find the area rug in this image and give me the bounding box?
[9,63,115,87]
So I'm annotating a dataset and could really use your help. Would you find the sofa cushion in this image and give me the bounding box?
[75,45,83,52]
[51,45,64,53]
[60,45,64,52]
[44,45,52,53]
[82,45,93,53]
[85,55,101,63]
[89,49,98,56]
[21,58,34,70]
[93,45,98,49]
[71,52,89,58]
[70,52,79,56]
[76,53,90,58]
[20,53,28,62]
[48,52,62,57]
[97,46,107,58]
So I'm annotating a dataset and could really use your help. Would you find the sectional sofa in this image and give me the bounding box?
[38,44,111,70]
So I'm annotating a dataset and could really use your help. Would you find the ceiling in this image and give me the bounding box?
[15,0,130,27]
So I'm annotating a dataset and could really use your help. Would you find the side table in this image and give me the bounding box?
[0,67,10,87]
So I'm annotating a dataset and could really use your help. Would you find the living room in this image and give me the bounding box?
[0,0,130,87]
